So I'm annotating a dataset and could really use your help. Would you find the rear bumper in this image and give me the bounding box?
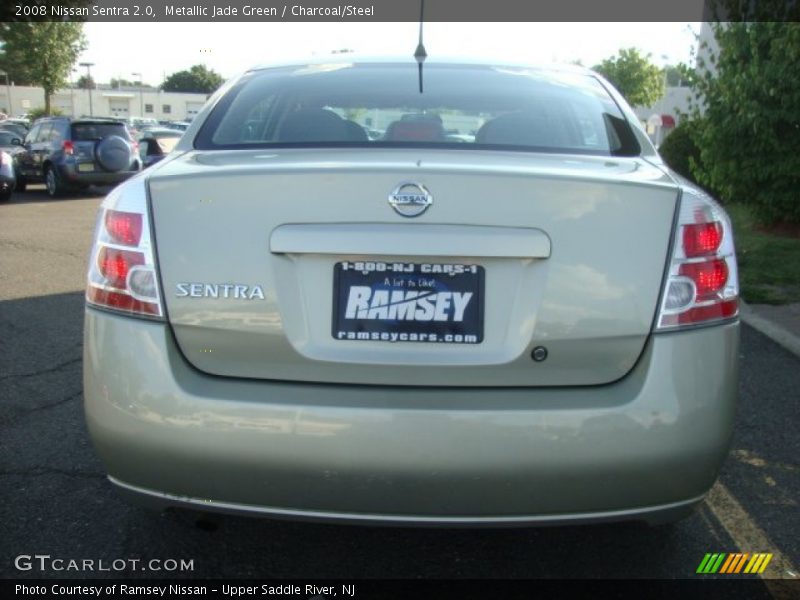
[58,162,139,185]
[84,309,739,525]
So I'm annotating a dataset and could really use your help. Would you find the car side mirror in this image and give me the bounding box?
[11,138,21,145]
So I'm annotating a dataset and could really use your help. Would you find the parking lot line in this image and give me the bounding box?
[705,481,798,595]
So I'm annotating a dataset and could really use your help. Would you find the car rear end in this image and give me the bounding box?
[83,60,739,525]
[61,120,140,187]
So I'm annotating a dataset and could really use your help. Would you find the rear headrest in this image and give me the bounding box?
[384,118,445,142]
[278,108,346,142]
[476,112,558,147]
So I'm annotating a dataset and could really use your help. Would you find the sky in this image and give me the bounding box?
[78,22,701,86]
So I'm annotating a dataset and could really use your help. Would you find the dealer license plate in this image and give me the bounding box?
[332,261,484,344]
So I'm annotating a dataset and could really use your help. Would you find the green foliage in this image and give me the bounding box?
[726,203,800,304]
[0,22,86,114]
[593,48,665,107]
[659,120,702,184]
[161,65,224,94]
[691,22,800,224]
[76,75,95,90]
[28,107,64,121]
[665,63,697,87]
[110,78,134,88]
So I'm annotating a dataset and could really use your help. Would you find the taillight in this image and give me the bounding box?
[63,140,74,155]
[105,210,142,246]
[657,188,739,329]
[682,222,722,257]
[86,177,163,318]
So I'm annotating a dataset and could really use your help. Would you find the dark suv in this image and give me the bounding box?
[17,117,141,196]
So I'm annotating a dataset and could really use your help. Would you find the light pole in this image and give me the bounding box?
[79,62,95,116]
[657,54,670,147]
[132,72,143,117]
[0,70,11,116]
[70,69,76,116]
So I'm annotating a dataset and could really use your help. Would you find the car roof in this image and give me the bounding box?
[32,116,125,124]
[248,54,594,76]
[142,128,182,136]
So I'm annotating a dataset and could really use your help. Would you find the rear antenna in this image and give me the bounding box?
[414,0,427,94]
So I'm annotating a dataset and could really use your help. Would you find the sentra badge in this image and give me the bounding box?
[176,283,265,300]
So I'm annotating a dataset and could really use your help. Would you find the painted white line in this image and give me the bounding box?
[705,482,798,597]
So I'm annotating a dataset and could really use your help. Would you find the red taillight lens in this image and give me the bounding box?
[657,190,738,330]
[63,140,74,155]
[683,222,723,257]
[105,210,143,246]
[680,259,729,300]
[97,247,144,289]
[86,287,160,315]
[87,180,163,319]
[659,299,738,327]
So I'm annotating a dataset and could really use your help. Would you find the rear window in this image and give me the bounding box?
[71,123,131,141]
[0,131,20,145]
[196,63,639,156]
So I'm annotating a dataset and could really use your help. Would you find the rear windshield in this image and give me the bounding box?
[0,131,20,145]
[196,63,639,156]
[71,122,131,141]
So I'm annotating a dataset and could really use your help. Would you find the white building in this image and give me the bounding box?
[632,85,695,146]
[0,84,209,121]
[627,22,721,146]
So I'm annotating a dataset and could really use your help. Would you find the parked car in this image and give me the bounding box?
[4,117,30,128]
[138,128,182,168]
[0,150,15,201]
[17,117,140,196]
[0,121,29,139]
[0,129,26,155]
[123,117,159,140]
[84,57,739,527]
[158,120,191,132]
[0,130,26,199]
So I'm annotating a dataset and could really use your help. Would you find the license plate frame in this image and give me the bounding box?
[332,261,484,344]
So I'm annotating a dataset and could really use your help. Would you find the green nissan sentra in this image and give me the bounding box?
[83,57,739,526]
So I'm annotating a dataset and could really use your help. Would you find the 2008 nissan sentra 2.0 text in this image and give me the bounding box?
[83,56,739,526]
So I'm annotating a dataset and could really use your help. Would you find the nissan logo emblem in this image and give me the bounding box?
[388,182,433,218]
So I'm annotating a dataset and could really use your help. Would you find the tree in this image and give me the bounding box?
[77,75,96,90]
[691,22,800,224]
[664,64,696,87]
[658,120,702,184]
[0,22,86,114]
[593,48,665,107]
[161,65,224,94]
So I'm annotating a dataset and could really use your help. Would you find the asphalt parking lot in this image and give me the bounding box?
[0,187,798,590]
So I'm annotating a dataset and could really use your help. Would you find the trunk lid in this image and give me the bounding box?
[149,148,677,387]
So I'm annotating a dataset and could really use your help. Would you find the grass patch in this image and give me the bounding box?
[725,203,800,304]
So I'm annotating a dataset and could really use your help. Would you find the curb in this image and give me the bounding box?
[739,302,800,359]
